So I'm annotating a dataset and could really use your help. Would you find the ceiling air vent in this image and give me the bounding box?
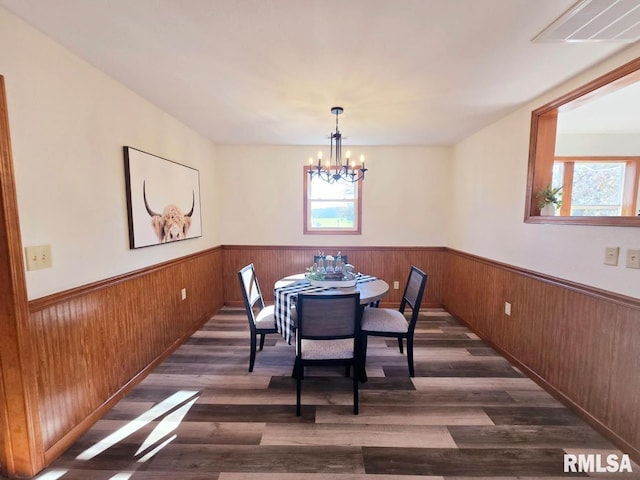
[533,0,640,42]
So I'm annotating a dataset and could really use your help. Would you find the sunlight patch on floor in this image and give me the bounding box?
[34,470,67,480]
[76,390,199,461]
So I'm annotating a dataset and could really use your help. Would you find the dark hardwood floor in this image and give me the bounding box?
[32,308,639,479]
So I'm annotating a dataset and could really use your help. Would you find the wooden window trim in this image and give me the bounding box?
[303,166,362,235]
[559,161,573,217]
[525,56,640,227]
[623,159,639,216]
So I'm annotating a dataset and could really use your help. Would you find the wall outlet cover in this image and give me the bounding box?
[626,249,640,269]
[604,246,619,266]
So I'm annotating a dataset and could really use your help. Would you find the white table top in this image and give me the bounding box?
[274,273,389,305]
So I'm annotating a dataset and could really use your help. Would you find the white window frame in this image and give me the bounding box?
[303,166,362,235]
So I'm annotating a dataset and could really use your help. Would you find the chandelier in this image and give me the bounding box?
[307,106,367,183]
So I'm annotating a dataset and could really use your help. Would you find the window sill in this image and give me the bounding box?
[525,215,640,227]
[303,229,361,235]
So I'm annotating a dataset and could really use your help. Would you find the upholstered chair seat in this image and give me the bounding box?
[300,338,354,360]
[362,308,408,333]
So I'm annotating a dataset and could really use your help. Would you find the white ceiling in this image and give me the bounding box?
[0,0,637,145]
[557,79,640,134]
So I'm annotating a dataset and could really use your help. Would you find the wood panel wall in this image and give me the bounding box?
[28,247,224,461]
[18,244,443,473]
[7,243,639,476]
[222,245,446,308]
[443,249,640,461]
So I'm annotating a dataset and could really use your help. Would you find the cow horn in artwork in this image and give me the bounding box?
[143,181,160,217]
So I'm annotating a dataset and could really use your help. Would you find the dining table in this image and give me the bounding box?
[273,272,389,383]
[273,273,389,344]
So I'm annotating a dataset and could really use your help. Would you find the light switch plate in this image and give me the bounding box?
[626,249,640,269]
[604,247,619,266]
[25,245,52,271]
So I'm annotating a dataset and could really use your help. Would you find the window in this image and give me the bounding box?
[303,166,362,234]
[553,157,639,216]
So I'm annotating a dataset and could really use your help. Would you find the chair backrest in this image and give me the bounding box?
[238,263,265,325]
[399,266,428,329]
[296,293,361,341]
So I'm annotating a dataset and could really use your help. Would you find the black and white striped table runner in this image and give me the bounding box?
[274,274,377,344]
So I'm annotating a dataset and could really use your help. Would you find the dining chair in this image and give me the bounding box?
[360,266,428,377]
[238,263,279,372]
[294,292,362,416]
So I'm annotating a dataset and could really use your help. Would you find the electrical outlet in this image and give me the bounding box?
[604,247,619,266]
[25,245,52,271]
[626,249,640,269]
[504,302,512,316]
[393,281,399,289]
[181,288,187,300]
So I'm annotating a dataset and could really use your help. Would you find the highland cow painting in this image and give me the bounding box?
[124,147,202,249]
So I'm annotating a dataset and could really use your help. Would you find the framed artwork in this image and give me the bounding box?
[124,146,202,249]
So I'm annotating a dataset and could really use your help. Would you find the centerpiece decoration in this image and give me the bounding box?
[306,252,357,287]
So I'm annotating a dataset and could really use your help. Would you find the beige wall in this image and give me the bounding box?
[0,7,221,299]
[217,145,451,246]
[449,43,640,299]
[2,3,639,301]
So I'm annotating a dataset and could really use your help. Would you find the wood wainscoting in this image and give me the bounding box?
[28,247,224,463]
[8,243,640,476]
[222,245,446,308]
[443,249,640,461]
